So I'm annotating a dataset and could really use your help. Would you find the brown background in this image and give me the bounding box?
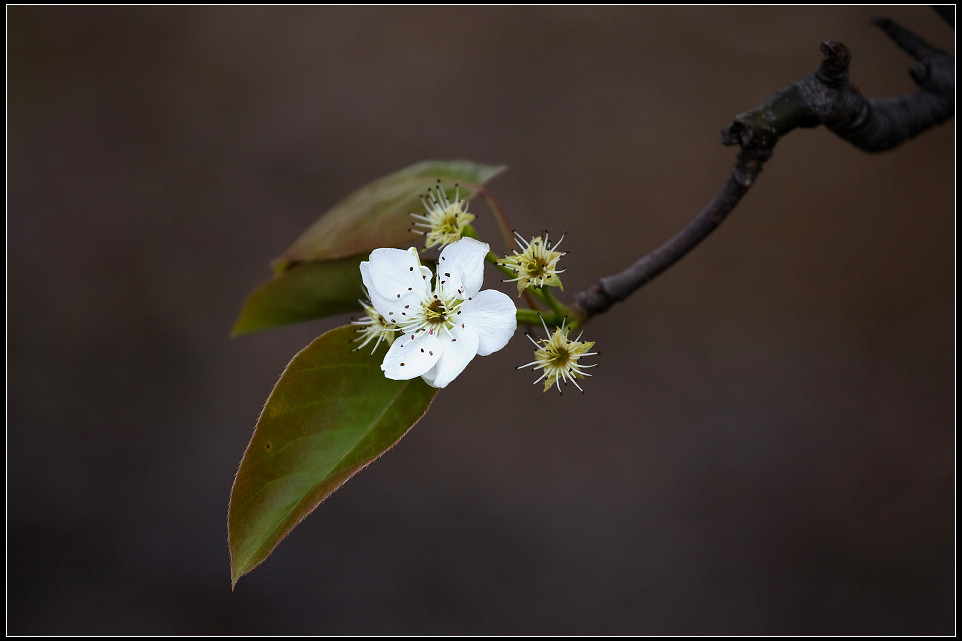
[8,6,954,634]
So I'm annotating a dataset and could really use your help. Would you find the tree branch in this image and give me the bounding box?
[572,17,953,324]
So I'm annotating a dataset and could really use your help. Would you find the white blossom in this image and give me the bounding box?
[360,238,517,389]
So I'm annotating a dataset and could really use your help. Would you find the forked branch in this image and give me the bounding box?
[572,16,953,323]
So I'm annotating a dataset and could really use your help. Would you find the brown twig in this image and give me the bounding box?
[572,17,953,323]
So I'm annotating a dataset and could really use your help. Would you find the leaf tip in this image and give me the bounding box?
[229,319,251,338]
[228,544,258,592]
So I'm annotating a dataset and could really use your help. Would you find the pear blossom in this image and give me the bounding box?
[409,181,476,249]
[519,316,597,393]
[360,237,517,389]
[499,230,566,295]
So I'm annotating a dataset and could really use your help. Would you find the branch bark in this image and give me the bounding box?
[572,17,953,324]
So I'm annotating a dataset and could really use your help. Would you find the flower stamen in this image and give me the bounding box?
[517,316,597,394]
[499,230,566,295]
[409,180,476,250]
[351,299,399,354]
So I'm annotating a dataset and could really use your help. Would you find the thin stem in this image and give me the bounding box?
[516,308,546,327]
[539,286,569,320]
[477,187,516,253]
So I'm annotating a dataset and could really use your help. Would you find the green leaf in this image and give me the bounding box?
[228,325,439,587]
[272,160,505,271]
[231,254,367,337]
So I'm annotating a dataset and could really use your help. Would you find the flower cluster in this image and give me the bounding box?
[518,317,597,393]
[409,181,476,250]
[359,238,517,389]
[499,230,566,295]
[358,182,596,393]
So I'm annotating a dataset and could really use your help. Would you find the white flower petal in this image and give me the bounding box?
[361,260,414,319]
[420,326,481,389]
[459,289,517,356]
[381,332,443,381]
[367,247,430,302]
[437,237,488,299]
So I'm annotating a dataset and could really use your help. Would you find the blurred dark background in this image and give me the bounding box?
[7,6,954,634]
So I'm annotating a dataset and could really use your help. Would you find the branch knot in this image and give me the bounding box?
[816,41,852,88]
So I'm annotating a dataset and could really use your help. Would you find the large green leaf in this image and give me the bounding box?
[272,160,505,271]
[231,254,366,337]
[228,325,439,587]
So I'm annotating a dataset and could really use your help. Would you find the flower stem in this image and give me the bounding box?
[516,308,545,327]
[477,187,515,253]
[539,286,569,319]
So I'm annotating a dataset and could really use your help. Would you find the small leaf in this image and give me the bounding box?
[273,160,505,271]
[231,254,367,337]
[228,325,439,587]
